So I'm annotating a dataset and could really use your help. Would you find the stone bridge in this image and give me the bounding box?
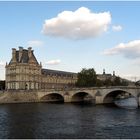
[37,86,140,105]
[1,86,140,105]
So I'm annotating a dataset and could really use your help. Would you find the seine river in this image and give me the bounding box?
[0,102,140,139]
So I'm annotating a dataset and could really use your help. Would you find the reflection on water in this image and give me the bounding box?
[0,103,139,138]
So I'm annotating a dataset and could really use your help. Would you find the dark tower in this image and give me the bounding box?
[113,71,115,76]
[103,69,105,75]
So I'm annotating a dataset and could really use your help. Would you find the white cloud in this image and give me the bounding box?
[42,7,111,40]
[27,40,44,47]
[103,39,140,59]
[46,59,61,65]
[112,25,122,32]
[0,61,5,67]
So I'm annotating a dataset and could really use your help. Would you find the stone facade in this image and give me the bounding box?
[41,69,77,89]
[5,47,77,90]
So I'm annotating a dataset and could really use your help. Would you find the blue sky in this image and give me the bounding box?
[0,1,140,81]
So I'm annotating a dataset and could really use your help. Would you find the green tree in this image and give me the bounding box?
[103,78,112,86]
[121,80,129,86]
[113,76,121,86]
[96,79,104,87]
[76,68,97,87]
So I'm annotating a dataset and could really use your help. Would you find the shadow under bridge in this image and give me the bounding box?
[40,93,64,103]
[71,92,94,103]
[103,90,134,104]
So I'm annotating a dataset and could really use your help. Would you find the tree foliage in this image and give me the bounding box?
[76,68,97,87]
[103,78,112,86]
[75,68,128,87]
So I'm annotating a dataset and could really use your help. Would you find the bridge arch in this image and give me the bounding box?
[71,92,94,102]
[103,89,135,104]
[40,93,64,102]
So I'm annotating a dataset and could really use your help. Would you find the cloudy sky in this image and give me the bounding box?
[0,1,140,81]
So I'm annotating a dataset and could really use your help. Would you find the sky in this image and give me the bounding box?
[0,1,140,81]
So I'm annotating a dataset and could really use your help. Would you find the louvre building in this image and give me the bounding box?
[5,47,77,90]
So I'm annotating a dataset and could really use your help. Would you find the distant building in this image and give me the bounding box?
[5,47,77,90]
[97,69,116,81]
[41,69,77,89]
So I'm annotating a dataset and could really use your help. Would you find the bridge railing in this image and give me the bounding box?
[1,85,140,93]
[38,86,140,92]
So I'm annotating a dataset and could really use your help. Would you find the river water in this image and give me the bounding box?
[0,102,140,139]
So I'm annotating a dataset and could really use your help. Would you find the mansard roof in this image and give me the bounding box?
[42,69,77,77]
[15,49,29,63]
[9,47,39,65]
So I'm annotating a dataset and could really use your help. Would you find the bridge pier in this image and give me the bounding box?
[95,96,104,104]
[64,95,72,102]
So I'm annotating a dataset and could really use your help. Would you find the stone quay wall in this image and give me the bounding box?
[0,90,39,104]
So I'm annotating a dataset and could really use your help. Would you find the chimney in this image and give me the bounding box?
[12,48,17,63]
[28,47,36,64]
[40,62,42,67]
[19,46,23,62]
[28,47,32,58]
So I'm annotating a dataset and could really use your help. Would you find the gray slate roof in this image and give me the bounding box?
[42,69,77,77]
[9,49,39,64]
